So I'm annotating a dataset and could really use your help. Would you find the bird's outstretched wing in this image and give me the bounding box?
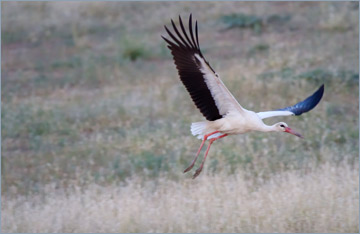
[257,84,324,119]
[162,14,245,121]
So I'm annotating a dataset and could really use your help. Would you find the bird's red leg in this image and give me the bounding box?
[183,131,220,173]
[192,134,227,179]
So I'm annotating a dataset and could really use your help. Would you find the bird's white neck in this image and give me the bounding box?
[259,123,279,133]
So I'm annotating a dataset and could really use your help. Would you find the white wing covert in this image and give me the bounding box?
[194,54,246,117]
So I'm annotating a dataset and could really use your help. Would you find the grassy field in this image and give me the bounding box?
[2,2,359,233]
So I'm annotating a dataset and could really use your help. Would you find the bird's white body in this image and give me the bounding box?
[192,110,271,139]
[191,53,290,140]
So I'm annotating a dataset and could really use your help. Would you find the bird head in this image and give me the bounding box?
[275,122,303,139]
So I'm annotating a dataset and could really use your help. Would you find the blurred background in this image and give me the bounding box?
[2,2,359,233]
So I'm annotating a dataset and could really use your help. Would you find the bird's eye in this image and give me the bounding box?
[280,124,285,128]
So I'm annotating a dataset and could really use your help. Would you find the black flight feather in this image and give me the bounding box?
[162,14,222,121]
[276,84,325,115]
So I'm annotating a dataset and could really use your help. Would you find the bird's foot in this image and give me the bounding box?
[192,167,203,179]
[183,164,194,173]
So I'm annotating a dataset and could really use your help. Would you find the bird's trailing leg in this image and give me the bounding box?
[192,134,228,179]
[183,131,220,173]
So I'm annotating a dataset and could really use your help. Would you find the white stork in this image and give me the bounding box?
[162,15,324,178]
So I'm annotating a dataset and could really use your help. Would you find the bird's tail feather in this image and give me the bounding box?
[191,121,222,140]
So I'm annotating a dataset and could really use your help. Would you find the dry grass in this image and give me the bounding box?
[2,162,358,233]
[2,2,359,233]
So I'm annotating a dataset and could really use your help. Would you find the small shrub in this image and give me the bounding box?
[297,69,359,87]
[266,14,292,25]
[297,69,333,86]
[123,46,148,61]
[247,43,269,56]
[220,13,263,33]
[119,37,150,62]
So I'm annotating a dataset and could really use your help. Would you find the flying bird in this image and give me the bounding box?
[162,15,324,179]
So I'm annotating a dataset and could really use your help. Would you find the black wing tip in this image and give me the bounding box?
[318,83,325,93]
[319,84,325,96]
[163,15,200,51]
[317,84,325,101]
[296,84,325,115]
[313,83,325,103]
[276,84,325,116]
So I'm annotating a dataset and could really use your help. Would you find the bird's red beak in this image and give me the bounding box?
[285,127,304,139]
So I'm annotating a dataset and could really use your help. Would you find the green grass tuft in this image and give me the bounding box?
[220,13,263,32]
[119,37,151,62]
